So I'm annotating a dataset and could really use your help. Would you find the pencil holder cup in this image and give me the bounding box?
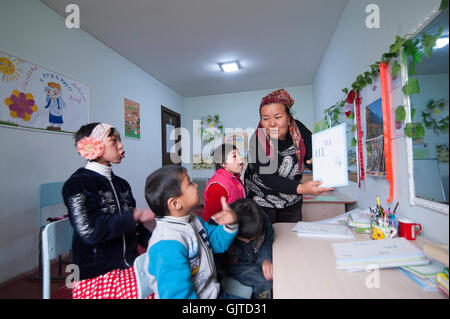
[370,219,397,240]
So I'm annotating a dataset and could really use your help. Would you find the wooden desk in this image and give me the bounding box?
[272,223,445,299]
[302,191,356,222]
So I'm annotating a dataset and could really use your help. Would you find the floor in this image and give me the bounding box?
[0,258,71,299]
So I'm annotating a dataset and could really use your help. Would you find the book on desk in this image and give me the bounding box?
[332,237,430,271]
[291,222,354,239]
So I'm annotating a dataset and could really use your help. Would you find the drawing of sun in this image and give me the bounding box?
[0,53,23,82]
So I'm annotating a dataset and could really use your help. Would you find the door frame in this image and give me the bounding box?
[161,105,181,166]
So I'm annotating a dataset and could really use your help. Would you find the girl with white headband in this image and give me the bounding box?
[62,122,154,281]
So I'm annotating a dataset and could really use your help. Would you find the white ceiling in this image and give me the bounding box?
[41,0,348,97]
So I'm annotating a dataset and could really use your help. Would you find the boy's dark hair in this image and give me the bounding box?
[145,165,187,217]
[74,122,117,146]
[230,198,264,239]
[213,143,238,171]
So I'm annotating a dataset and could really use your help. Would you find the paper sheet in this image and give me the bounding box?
[312,123,348,187]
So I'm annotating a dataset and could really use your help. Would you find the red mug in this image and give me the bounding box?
[398,219,422,240]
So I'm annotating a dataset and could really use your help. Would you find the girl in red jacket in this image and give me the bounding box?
[203,144,245,223]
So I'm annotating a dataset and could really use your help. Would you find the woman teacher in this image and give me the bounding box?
[244,89,333,223]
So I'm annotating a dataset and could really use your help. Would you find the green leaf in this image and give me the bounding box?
[408,61,416,76]
[411,107,416,120]
[342,88,349,94]
[403,78,420,96]
[427,99,436,109]
[333,112,339,121]
[395,105,406,122]
[352,124,357,132]
[390,36,406,53]
[313,121,321,133]
[351,137,357,147]
[404,123,413,137]
[440,0,449,10]
[403,38,422,64]
[421,26,444,58]
[414,123,425,138]
[391,60,401,78]
[322,116,329,130]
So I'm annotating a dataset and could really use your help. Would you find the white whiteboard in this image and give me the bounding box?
[312,123,348,188]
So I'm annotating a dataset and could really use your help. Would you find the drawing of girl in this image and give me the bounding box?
[44,82,65,131]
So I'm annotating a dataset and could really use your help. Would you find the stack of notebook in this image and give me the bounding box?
[399,261,443,292]
[436,268,449,297]
[332,237,430,271]
[347,209,371,233]
[291,222,354,239]
[422,242,449,296]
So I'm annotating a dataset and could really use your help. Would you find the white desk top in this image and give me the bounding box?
[272,223,446,299]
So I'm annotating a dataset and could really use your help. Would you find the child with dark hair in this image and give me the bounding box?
[223,198,274,299]
[144,165,239,299]
[203,143,245,222]
[63,122,154,280]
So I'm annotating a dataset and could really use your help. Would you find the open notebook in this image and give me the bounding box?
[332,237,430,271]
[291,222,355,239]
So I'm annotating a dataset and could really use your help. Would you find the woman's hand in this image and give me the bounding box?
[262,260,273,281]
[296,180,334,196]
[211,197,238,225]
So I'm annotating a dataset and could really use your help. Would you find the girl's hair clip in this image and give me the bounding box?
[76,136,105,160]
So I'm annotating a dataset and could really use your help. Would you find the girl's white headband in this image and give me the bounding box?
[90,123,113,141]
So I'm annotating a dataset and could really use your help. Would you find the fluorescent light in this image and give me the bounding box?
[434,37,449,49]
[219,61,240,72]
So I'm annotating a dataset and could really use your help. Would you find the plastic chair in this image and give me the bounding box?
[133,253,154,299]
[29,182,67,280]
[42,218,73,299]
[38,182,66,230]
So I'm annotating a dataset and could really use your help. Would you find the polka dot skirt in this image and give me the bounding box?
[72,266,154,299]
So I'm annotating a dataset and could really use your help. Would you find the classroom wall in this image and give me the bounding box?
[313,0,449,243]
[182,85,314,179]
[0,0,183,283]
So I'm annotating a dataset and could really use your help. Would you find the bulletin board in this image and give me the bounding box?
[0,50,89,133]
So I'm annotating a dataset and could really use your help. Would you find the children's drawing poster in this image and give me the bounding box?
[124,98,140,139]
[312,123,348,188]
[365,98,386,176]
[0,50,88,133]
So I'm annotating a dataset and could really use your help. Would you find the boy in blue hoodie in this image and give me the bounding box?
[144,165,238,299]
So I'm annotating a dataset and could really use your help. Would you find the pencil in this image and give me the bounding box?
[393,202,399,214]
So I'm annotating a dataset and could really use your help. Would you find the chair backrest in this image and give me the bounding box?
[39,182,65,229]
[42,218,73,299]
[133,253,154,299]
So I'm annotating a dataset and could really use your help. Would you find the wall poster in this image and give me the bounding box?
[1,50,88,133]
[124,98,140,139]
[365,98,386,176]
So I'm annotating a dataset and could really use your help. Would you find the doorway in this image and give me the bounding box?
[161,105,181,166]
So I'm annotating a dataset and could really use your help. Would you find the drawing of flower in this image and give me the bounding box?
[4,89,38,121]
[76,137,105,160]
